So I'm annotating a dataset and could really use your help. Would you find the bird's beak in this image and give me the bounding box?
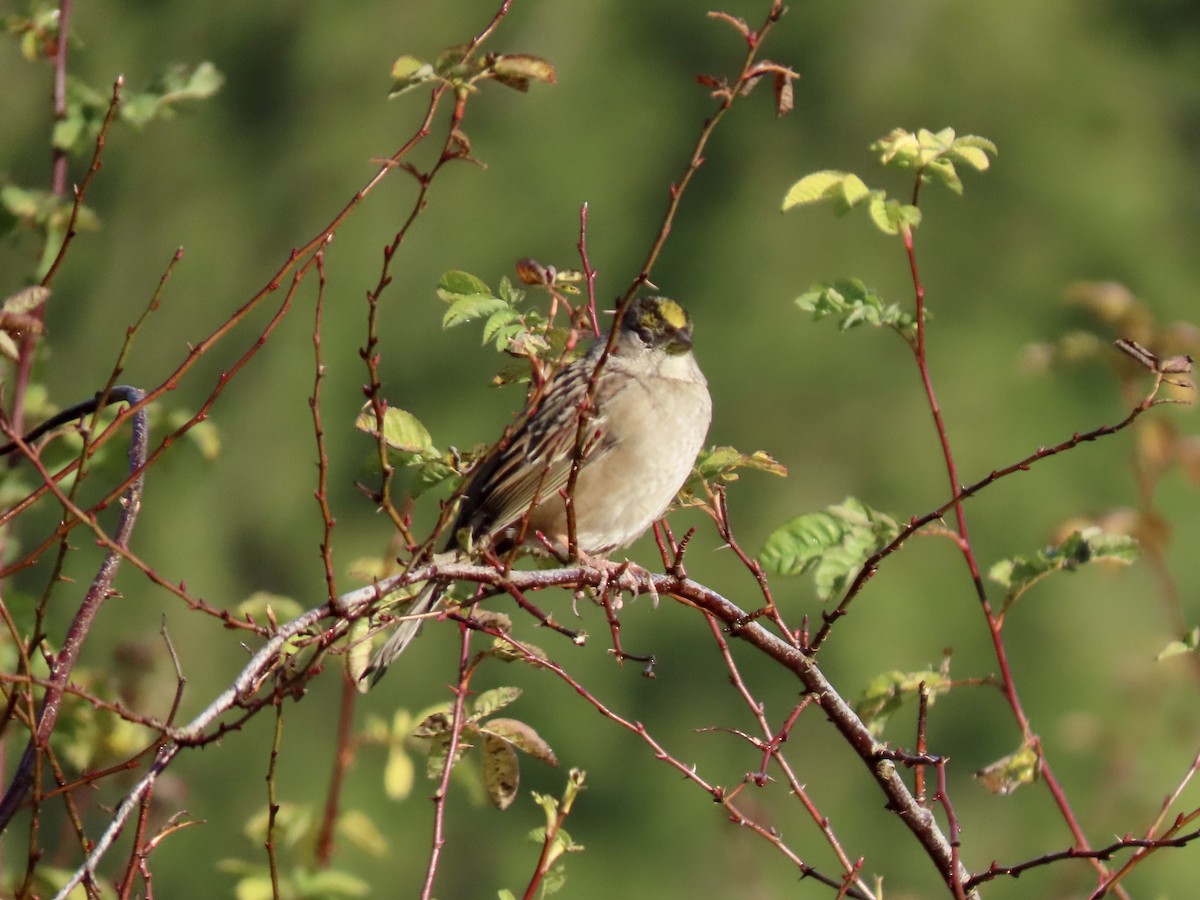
[667,329,694,353]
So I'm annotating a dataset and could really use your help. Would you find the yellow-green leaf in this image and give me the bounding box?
[338,810,389,858]
[472,686,522,719]
[782,170,852,210]
[976,744,1039,796]
[355,404,434,455]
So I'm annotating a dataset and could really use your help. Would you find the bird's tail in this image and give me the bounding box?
[360,579,445,688]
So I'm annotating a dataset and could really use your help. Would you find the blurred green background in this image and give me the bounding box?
[3,0,1200,896]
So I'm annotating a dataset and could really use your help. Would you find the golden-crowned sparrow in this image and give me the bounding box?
[363,295,711,685]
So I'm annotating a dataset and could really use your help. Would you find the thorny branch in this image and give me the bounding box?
[52,557,971,899]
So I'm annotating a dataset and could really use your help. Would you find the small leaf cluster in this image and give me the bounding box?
[988,527,1139,612]
[51,670,153,775]
[0,185,100,278]
[390,46,556,98]
[0,1,68,62]
[1023,283,1199,663]
[796,278,921,342]
[218,803,386,900]
[680,445,787,506]
[354,404,460,498]
[1,38,221,278]
[975,743,1040,796]
[437,269,569,363]
[871,127,997,195]
[361,705,447,802]
[503,768,587,898]
[356,266,600,500]
[782,169,921,236]
[0,285,48,360]
[414,686,558,811]
[855,659,952,738]
[760,498,901,602]
[55,63,223,156]
[1158,627,1200,662]
[782,126,996,236]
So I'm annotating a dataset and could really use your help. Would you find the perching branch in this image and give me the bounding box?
[54,556,974,898]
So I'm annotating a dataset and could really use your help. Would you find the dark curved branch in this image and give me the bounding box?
[0,388,148,833]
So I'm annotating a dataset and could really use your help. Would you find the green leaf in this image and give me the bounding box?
[293,868,371,898]
[411,455,459,497]
[839,172,871,206]
[472,685,522,719]
[1,184,44,222]
[444,296,509,329]
[976,744,1039,796]
[866,194,921,235]
[950,134,998,168]
[922,157,963,194]
[856,666,951,738]
[682,446,787,505]
[496,274,526,305]
[384,740,415,799]
[354,404,435,455]
[988,527,1140,608]
[52,114,85,153]
[389,55,436,97]
[33,864,121,900]
[337,810,389,858]
[438,269,495,300]
[693,446,788,482]
[526,822,582,878]
[243,803,312,846]
[187,419,222,461]
[425,732,471,781]
[413,710,454,738]
[796,278,919,339]
[233,591,304,623]
[119,62,224,129]
[1,184,98,234]
[391,55,429,80]
[436,270,506,328]
[869,127,996,195]
[949,144,991,172]
[781,170,871,213]
[480,307,520,344]
[232,874,276,900]
[760,498,901,601]
[52,77,108,153]
[1158,627,1200,661]
[434,44,480,82]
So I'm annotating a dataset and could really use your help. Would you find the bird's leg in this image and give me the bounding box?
[584,554,655,602]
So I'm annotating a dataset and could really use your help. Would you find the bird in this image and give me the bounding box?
[362,294,711,686]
